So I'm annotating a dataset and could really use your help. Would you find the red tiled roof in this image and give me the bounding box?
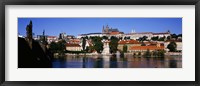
[66,43,81,47]
[70,39,80,42]
[118,40,140,44]
[144,42,157,45]
[129,46,164,50]
[109,31,122,35]
[47,36,57,38]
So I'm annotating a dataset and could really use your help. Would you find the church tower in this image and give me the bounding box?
[102,25,105,33]
[167,30,170,34]
[106,25,109,33]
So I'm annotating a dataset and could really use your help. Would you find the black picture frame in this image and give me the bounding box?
[0,0,199,86]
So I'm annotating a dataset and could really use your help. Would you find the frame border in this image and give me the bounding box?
[0,0,199,86]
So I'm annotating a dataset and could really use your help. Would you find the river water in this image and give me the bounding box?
[52,55,182,68]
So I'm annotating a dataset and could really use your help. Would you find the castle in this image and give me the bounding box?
[102,25,120,33]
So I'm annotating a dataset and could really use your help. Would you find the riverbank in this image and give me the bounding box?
[54,53,112,56]
[54,52,182,57]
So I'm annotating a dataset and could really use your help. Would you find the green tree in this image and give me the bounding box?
[57,40,66,53]
[152,50,158,56]
[123,45,128,53]
[94,42,103,53]
[138,52,141,56]
[82,37,86,51]
[138,36,148,42]
[158,37,165,41]
[178,34,182,37]
[49,42,58,53]
[109,36,119,53]
[85,36,89,39]
[142,36,148,41]
[124,36,130,40]
[85,46,89,52]
[91,36,103,53]
[49,40,66,53]
[151,36,159,41]
[144,49,151,57]
[102,36,108,40]
[167,36,171,41]
[157,50,165,57]
[167,41,177,52]
[171,34,177,39]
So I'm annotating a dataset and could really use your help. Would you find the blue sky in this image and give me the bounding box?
[18,18,182,37]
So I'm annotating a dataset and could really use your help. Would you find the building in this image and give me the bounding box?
[66,43,82,51]
[37,35,48,43]
[153,33,170,38]
[77,33,107,38]
[118,39,141,52]
[124,30,170,40]
[68,38,81,44]
[129,44,164,53]
[164,40,182,52]
[47,36,58,43]
[152,30,170,38]
[59,32,66,39]
[109,31,124,39]
[66,35,75,39]
[125,32,153,40]
[36,30,48,52]
[102,25,120,33]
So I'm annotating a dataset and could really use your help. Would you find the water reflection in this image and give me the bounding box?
[52,55,182,68]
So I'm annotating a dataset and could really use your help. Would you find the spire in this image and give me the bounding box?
[131,29,136,33]
[30,20,32,25]
[43,29,45,36]
[106,24,109,28]
[102,25,105,33]
[26,20,33,49]
[167,30,170,33]
[29,20,32,29]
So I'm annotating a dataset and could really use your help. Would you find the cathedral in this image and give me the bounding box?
[102,25,119,33]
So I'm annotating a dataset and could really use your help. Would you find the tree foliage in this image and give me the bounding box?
[167,41,177,52]
[82,37,86,51]
[158,36,165,41]
[138,36,148,42]
[151,36,159,41]
[102,36,108,40]
[123,45,128,53]
[109,36,119,53]
[144,49,151,57]
[49,40,66,53]
[90,36,103,53]
[124,36,130,40]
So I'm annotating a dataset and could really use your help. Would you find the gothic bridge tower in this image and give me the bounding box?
[26,20,33,49]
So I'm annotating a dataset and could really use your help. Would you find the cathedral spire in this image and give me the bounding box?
[131,29,136,33]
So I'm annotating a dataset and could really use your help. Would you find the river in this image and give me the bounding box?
[52,55,182,68]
